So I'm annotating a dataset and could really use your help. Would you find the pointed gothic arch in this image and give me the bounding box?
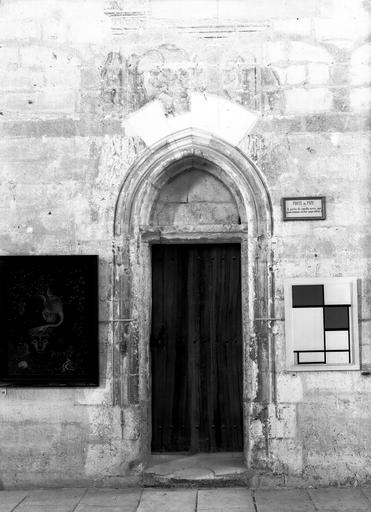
[113,128,275,467]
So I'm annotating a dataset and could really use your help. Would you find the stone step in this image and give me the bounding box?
[142,453,252,488]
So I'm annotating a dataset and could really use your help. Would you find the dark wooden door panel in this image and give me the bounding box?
[197,245,243,452]
[151,246,189,451]
[151,244,243,452]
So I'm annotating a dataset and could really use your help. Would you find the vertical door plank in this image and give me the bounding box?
[150,246,165,451]
[199,245,217,451]
[151,245,189,451]
[173,247,190,450]
[187,247,201,453]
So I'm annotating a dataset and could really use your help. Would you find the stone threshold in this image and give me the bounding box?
[142,452,252,488]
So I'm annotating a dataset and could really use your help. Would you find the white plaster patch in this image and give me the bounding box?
[350,87,371,111]
[314,17,369,43]
[277,374,303,403]
[124,93,259,147]
[74,386,111,406]
[289,42,332,63]
[286,65,306,85]
[265,42,287,63]
[285,88,332,114]
[330,133,341,147]
[270,438,303,474]
[250,419,263,438]
[273,18,311,37]
[269,405,297,439]
[351,45,371,86]
[151,0,317,20]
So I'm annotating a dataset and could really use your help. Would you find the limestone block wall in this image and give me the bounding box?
[151,169,240,225]
[0,0,370,488]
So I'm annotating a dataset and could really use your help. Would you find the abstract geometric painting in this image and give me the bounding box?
[0,255,99,386]
[285,278,359,371]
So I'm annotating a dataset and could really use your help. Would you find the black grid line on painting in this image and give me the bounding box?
[292,284,351,365]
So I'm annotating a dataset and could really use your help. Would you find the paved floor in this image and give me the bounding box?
[1,487,371,512]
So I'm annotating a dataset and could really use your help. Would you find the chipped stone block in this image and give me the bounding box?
[269,404,297,439]
[151,0,317,20]
[0,46,21,71]
[264,42,287,64]
[0,17,41,40]
[285,87,333,113]
[350,64,371,86]
[272,18,311,36]
[0,88,79,117]
[0,69,45,91]
[350,87,371,111]
[286,65,306,85]
[307,63,330,84]
[314,17,369,43]
[153,201,239,226]
[270,439,303,474]
[276,374,303,403]
[288,42,332,63]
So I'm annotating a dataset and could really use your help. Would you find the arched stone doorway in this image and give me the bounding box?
[113,128,274,468]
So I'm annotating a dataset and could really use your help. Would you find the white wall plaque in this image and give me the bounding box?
[282,196,326,220]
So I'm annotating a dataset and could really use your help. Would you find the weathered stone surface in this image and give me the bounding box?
[144,453,247,486]
[0,491,28,512]
[11,489,87,512]
[78,488,142,510]
[1,487,371,511]
[285,88,333,114]
[0,0,370,490]
[254,489,316,512]
[198,489,254,510]
[308,488,371,511]
[136,489,197,512]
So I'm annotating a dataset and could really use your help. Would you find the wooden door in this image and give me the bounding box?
[151,244,243,452]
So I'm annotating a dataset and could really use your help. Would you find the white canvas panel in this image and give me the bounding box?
[292,308,324,351]
[324,282,352,305]
[325,330,349,350]
[299,352,325,363]
[326,352,350,364]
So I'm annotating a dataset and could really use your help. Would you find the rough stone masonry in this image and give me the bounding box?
[0,0,370,489]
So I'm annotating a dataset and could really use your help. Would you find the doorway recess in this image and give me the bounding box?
[113,128,274,472]
[151,243,243,453]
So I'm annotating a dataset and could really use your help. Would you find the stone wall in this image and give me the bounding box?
[0,0,370,488]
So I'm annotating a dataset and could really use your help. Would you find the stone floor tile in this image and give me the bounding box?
[11,506,76,512]
[198,509,248,512]
[75,506,133,512]
[254,489,315,512]
[136,489,197,512]
[26,488,86,503]
[80,488,142,509]
[13,489,86,512]
[0,491,29,512]
[197,488,254,510]
[308,488,371,511]
[361,487,371,501]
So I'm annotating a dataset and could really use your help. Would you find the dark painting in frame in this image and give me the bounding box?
[0,255,99,387]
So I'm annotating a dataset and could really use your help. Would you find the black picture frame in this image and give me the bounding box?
[0,255,99,387]
[282,196,326,221]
